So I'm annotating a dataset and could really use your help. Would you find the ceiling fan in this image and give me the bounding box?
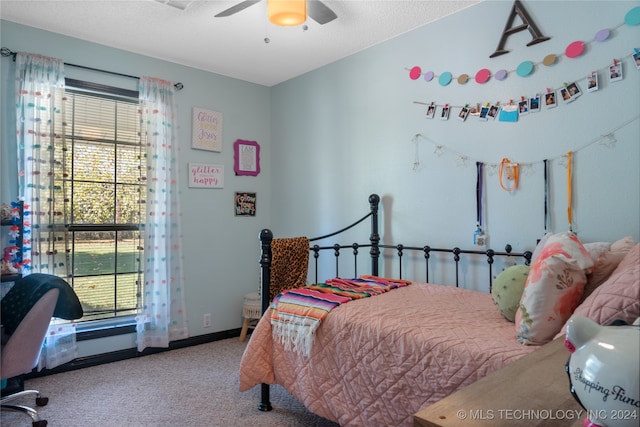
[215,0,338,25]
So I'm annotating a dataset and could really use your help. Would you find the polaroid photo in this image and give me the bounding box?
[488,105,499,120]
[479,106,490,121]
[425,103,436,119]
[518,99,529,115]
[458,106,470,122]
[440,106,450,121]
[560,86,573,103]
[529,95,541,113]
[634,50,640,70]
[587,73,599,92]
[545,91,557,109]
[469,104,481,117]
[567,82,582,99]
[609,62,623,82]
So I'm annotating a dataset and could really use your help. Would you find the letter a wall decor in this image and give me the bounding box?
[490,0,551,58]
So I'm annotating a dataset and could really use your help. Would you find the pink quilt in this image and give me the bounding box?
[239,282,537,427]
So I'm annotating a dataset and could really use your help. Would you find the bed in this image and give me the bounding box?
[239,194,639,427]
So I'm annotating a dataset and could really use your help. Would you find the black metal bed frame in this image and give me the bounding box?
[256,193,532,412]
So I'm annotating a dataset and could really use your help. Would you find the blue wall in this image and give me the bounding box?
[270,0,640,256]
[2,1,639,355]
[1,20,272,354]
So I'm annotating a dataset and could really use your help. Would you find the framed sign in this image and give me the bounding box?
[188,163,224,188]
[192,107,223,152]
[233,139,260,176]
[235,192,256,217]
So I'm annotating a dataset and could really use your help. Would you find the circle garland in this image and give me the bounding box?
[405,5,640,85]
[412,47,636,119]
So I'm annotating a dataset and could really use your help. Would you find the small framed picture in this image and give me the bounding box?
[425,103,436,119]
[529,95,540,113]
[479,106,490,121]
[440,105,450,121]
[518,99,529,115]
[560,86,573,103]
[609,62,623,82]
[634,49,640,70]
[567,82,581,99]
[235,192,256,217]
[233,139,261,176]
[458,106,470,122]
[545,91,557,109]
[488,105,499,120]
[587,73,599,92]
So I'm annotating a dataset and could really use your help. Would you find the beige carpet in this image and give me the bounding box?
[1,337,340,427]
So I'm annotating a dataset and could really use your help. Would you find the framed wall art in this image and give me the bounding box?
[233,139,260,176]
[235,192,256,217]
[188,163,224,188]
[192,107,223,152]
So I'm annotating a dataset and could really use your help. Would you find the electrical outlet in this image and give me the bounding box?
[203,313,212,328]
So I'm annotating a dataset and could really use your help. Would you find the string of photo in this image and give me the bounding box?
[413,49,638,123]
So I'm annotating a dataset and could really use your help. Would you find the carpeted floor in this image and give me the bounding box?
[1,337,340,427]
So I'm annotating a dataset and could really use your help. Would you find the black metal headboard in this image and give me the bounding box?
[259,193,531,313]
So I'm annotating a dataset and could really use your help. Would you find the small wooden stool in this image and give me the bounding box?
[239,292,261,342]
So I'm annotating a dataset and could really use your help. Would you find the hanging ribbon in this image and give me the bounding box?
[543,159,551,233]
[474,162,486,246]
[476,162,484,230]
[567,151,573,232]
[499,158,519,191]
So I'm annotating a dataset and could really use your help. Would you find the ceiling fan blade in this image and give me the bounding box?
[308,0,337,25]
[214,0,262,17]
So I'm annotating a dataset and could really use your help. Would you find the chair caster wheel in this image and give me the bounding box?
[32,420,47,427]
[36,396,49,406]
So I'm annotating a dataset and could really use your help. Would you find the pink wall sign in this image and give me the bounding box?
[188,163,224,188]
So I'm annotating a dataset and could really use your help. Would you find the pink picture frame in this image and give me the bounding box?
[233,139,260,176]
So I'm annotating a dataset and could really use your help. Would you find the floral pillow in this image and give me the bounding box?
[515,232,594,345]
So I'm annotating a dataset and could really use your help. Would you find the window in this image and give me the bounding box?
[60,80,145,323]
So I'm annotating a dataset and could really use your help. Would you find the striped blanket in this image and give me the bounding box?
[270,275,411,356]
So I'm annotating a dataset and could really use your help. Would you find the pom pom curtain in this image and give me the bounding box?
[15,53,188,355]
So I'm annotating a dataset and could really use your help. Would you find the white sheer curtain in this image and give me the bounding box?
[14,52,68,277]
[136,77,188,352]
[14,52,76,370]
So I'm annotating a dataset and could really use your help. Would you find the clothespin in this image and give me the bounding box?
[521,96,525,102]
[464,103,469,109]
[444,103,449,109]
[589,71,594,78]
[546,88,551,94]
[613,58,617,66]
[509,99,513,105]
[484,102,490,107]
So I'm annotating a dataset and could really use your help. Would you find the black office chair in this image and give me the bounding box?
[1,274,83,426]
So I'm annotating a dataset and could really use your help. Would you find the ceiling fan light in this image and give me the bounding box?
[267,0,306,26]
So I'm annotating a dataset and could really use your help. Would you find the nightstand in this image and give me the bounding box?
[414,337,584,427]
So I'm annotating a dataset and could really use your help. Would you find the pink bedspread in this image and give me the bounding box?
[239,282,537,427]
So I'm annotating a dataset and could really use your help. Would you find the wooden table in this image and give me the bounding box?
[414,337,585,427]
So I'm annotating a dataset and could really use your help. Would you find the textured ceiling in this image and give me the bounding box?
[0,0,481,87]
